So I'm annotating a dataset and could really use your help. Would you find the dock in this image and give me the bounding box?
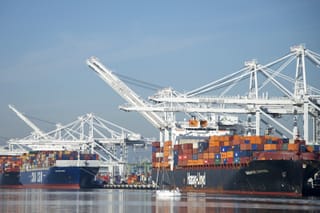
[102,184,157,190]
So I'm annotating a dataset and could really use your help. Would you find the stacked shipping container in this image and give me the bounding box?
[0,151,100,174]
[152,135,320,168]
[0,155,22,173]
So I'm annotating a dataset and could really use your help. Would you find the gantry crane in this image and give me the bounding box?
[87,45,320,145]
[7,106,150,178]
[148,45,320,144]
[8,105,49,140]
[87,57,174,142]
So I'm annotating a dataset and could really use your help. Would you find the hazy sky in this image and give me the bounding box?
[0,0,319,144]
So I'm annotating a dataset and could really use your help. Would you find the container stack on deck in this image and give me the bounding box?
[1,151,100,173]
[0,155,22,173]
[152,135,320,169]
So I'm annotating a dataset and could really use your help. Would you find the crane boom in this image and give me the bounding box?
[86,57,167,130]
[8,105,48,139]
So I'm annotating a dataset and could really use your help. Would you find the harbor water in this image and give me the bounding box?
[1,189,320,213]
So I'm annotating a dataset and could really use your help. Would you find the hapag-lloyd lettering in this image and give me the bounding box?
[187,172,206,186]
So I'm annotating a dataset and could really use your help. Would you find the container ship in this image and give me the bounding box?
[152,133,320,197]
[0,150,101,189]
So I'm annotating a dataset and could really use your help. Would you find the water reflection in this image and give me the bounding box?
[0,189,320,213]
[153,192,320,213]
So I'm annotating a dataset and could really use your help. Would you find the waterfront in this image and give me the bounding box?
[1,189,320,213]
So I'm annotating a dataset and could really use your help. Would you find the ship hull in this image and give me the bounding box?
[0,166,100,189]
[152,160,320,197]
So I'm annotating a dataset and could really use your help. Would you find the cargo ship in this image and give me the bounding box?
[0,150,101,189]
[151,134,320,197]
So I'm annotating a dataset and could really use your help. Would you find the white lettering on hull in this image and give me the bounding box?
[187,172,206,186]
[31,171,43,183]
[245,169,269,175]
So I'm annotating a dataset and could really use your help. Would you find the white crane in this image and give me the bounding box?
[87,45,320,144]
[148,45,320,144]
[86,56,173,142]
[7,109,149,178]
[8,104,49,140]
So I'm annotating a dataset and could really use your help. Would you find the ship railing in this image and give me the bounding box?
[55,160,101,167]
[21,162,51,172]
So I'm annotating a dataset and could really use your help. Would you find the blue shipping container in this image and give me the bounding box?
[233,145,240,151]
[220,146,232,152]
[234,151,240,158]
[192,154,198,160]
[234,157,240,163]
[251,144,259,151]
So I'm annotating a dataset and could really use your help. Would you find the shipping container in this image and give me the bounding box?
[288,143,299,151]
[220,146,232,152]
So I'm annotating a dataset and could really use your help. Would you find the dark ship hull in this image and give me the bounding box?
[152,160,320,197]
[152,135,320,197]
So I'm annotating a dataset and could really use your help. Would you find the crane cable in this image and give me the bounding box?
[115,73,163,91]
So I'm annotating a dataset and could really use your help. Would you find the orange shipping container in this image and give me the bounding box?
[209,135,219,142]
[240,144,252,151]
[152,162,161,168]
[306,145,314,152]
[249,136,265,144]
[197,159,204,165]
[209,141,220,147]
[163,150,170,157]
[220,135,233,142]
[223,141,230,146]
[200,120,208,127]
[163,146,171,151]
[187,160,195,165]
[164,141,172,146]
[188,159,204,166]
[227,151,234,158]
[208,153,215,159]
[221,152,227,159]
[232,140,241,145]
[203,153,209,159]
[288,143,299,151]
[189,119,199,127]
[161,162,169,168]
[264,144,278,151]
[233,135,243,141]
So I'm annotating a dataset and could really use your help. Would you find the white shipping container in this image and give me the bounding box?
[155,152,164,158]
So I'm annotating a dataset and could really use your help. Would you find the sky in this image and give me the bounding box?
[0,0,319,145]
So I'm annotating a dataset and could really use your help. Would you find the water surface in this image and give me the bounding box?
[1,189,320,213]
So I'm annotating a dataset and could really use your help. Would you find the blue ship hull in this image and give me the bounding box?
[0,166,100,189]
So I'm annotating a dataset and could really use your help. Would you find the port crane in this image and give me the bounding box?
[87,57,174,142]
[7,106,150,178]
[8,105,50,140]
[88,45,320,145]
[149,45,320,144]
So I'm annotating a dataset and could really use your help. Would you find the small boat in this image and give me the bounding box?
[156,187,181,198]
[155,154,181,199]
